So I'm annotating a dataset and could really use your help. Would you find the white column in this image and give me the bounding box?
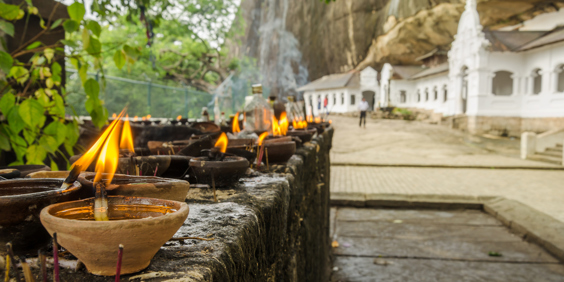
[521,132,537,159]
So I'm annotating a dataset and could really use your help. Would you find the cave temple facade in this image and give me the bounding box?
[299,0,564,136]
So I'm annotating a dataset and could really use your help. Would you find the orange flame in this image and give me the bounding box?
[112,113,117,119]
[315,117,321,123]
[120,114,135,153]
[133,116,138,121]
[215,132,228,153]
[176,115,182,121]
[94,120,121,185]
[257,132,269,146]
[329,120,332,124]
[142,117,146,121]
[279,112,288,136]
[72,109,125,184]
[147,114,151,119]
[307,115,313,123]
[232,112,241,133]
[272,115,280,136]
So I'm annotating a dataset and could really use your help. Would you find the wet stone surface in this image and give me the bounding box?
[0,128,333,282]
[330,207,564,282]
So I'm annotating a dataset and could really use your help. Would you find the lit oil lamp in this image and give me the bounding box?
[288,116,317,143]
[170,115,182,125]
[0,178,82,254]
[40,109,190,276]
[189,133,249,189]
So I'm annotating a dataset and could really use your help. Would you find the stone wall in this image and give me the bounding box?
[467,116,564,137]
[53,128,334,282]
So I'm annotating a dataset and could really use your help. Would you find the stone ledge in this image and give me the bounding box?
[330,162,564,170]
[48,128,333,282]
[331,192,564,263]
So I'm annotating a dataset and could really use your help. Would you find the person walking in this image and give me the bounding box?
[358,97,369,128]
[323,96,328,115]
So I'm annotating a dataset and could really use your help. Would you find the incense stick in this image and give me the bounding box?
[6,243,21,282]
[53,234,60,282]
[265,147,269,170]
[115,244,123,282]
[153,163,159,177]
[211,168,217,202]
[21,258,33,282]
[4,254,10,282]
[39,250,47,282]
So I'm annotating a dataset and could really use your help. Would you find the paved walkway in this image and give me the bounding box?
[330,116,559,168]
[331,166,564,223]
[329,116,564,222]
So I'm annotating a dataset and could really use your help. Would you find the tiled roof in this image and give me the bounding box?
[410,63,449,80]
[484,30,547,51]
[297,72,359,91]
[391,65,426,80]
[517,27,564,51]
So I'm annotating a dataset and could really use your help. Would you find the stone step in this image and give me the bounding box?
[557,143,563,148]
[528,154,562,165]
[546,147,563,153]
[538,150,563,158]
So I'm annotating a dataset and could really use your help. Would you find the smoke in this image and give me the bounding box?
[258,0,309,99]
[388,0,401,16]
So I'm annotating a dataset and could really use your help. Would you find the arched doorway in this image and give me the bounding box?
[461,67,469,114]
[362,90,376,111]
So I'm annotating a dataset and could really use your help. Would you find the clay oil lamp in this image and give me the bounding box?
[191,121,221,134]
[142,115,152,126]
[119,117,193,179]
[0,178,82,254]
[306,115,327,134]
[131,115,142,125]
[256,131,296,166]
[0,164,50,178]
[190,133,249,196]
[171,115,182,125]
[287,118,317,143]
[41,110,189,276]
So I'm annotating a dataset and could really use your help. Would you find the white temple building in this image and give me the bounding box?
[299,0,564,137]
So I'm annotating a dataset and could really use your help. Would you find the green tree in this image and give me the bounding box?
[0,0,239,168]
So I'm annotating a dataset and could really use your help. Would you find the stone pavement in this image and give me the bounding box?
[330,116,559,168]
[329,115,564,222]
[331,166,564,223]
[330,207,564,282]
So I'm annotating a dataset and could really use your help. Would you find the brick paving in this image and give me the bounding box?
[331,166,564,223]
[328,116,564,223]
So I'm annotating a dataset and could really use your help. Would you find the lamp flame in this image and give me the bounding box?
[232,112,241,133]
[176,115,182,121]
[279,112,288,136]
[272,112,289,136]
[215,133,228,153]
[94,121,121,185]
[307,115,313,123]
[146,114,151,119]
[112,113,116,119]
[134,116,138,121]
[257,132,269,146]
[315,117,321,123]
[272,115,280,136]
[72,109,125,185]
[120,114,135,153]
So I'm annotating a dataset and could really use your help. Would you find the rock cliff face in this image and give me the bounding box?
[228,0,564,97]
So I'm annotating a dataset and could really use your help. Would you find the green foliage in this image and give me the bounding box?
[1,0,240,168]
[0,20,14,37]
[0,51,13,73]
